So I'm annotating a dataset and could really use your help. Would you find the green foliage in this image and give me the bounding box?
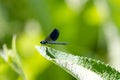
[0,36,26,80]
[35,46,120,80]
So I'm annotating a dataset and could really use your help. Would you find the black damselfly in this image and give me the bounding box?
[40,28,67,45]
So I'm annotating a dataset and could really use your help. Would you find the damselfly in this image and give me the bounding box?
[40,28,67,45]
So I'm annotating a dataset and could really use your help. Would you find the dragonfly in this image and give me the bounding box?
[40,28,67,45]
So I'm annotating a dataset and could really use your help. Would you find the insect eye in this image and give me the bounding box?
[40,41,46,44]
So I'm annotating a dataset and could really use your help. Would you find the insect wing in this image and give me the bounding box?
[45,28,59,41]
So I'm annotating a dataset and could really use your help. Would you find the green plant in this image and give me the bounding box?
[35,46,120,80]
[0,35,26,80]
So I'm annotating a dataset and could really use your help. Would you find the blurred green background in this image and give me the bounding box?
[0,0,120,80]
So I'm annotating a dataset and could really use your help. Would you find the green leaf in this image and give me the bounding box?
[35,46,120,80]
[0,35,26,80]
